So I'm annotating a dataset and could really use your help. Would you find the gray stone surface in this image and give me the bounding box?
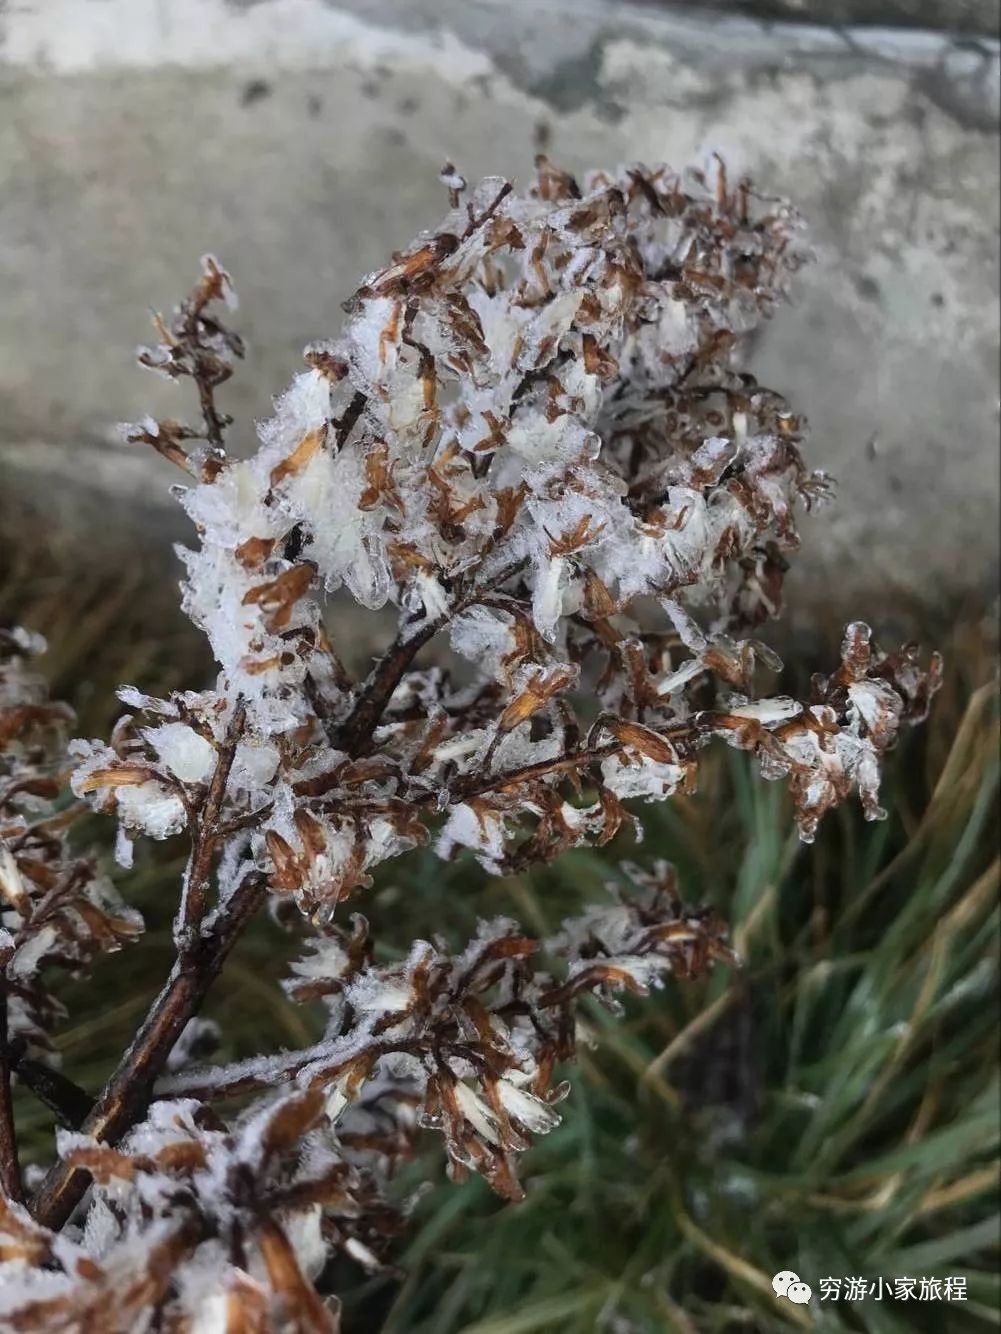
[640,1,999,38]
[1,0,998,631]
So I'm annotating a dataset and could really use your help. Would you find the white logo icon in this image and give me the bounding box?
[772,1271,813,1305]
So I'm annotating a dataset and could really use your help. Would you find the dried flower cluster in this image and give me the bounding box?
[0,159,940,1330]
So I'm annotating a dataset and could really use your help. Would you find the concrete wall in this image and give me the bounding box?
[639,1,999,35]
[1,0,998,632]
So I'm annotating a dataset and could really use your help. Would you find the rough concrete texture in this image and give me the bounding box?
[1,0,998,633]
[638,1,999,37]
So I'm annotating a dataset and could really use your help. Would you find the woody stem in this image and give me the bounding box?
[0,981,23,1202]
[178,702,246,939]
[30,870,266,1231]
[331,557,527,756]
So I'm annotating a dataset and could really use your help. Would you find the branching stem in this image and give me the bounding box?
[31,871,266,1230]
[178,701,247,941]
[331,558,527,756]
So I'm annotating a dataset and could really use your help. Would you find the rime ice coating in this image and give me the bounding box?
[1,160,941,1329]
[83,160,939,913]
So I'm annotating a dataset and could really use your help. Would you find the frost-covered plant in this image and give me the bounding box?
[0,159,941,1330]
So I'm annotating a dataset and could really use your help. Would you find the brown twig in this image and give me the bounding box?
[330,621,443,757]
[447,721,697,803]
[331,558,527,756]
[6,1041,93,1131]
[0,981,23,1202]
[333,390,368,451]
[183,266,242,451]
[178,702,246,940]
[31,870,267,1231]
[455,741,622,800]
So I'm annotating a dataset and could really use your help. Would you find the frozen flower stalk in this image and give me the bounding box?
[0,159,940,1329]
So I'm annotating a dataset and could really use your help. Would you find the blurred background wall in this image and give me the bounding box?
[1,0,998,647]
